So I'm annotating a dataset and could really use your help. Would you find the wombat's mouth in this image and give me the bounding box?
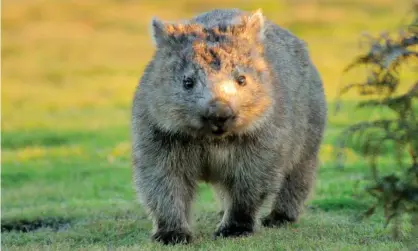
[211,127,226,136]
[194,125,230,138]
[196,116,237,137]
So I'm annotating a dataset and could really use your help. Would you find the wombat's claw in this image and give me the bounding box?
[151,230,192,245]
[261,212,295,228]
[213,224,254,239]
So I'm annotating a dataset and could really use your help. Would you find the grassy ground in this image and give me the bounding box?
[1,0,416,250]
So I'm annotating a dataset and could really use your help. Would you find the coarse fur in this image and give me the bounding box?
[131,8,327,245]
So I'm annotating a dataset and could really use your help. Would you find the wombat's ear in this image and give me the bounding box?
[244,9,265,41]
[150,17,169,48]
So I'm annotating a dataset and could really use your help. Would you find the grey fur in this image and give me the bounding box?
[131,8,327,245]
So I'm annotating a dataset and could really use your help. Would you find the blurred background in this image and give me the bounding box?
[2,0,412,132]
[2,0,417,250]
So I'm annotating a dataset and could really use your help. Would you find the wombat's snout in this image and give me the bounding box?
[201,99,236,135]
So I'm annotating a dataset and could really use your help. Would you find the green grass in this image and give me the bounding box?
[1,0,417,250]
[1,105,416,250]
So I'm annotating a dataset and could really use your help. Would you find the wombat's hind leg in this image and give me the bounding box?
[262,156,318,228]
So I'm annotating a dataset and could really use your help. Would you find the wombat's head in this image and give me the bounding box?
[147,10,274,137]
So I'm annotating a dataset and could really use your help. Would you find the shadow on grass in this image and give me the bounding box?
[1,217,73,233]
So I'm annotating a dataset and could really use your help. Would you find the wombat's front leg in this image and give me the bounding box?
[213,179,268,239]
[133,154,197,245]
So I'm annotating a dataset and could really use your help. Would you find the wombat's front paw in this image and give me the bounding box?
[151,229,192,245]
[213,223,254,239]
[261,211,295,228]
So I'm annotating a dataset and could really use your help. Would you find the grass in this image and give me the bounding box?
[1,0,417,250]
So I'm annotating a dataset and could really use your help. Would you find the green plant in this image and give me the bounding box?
[335,2,418,241]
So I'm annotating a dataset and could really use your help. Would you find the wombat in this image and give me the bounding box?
[131,8,327,245]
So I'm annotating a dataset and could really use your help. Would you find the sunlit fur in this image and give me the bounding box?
[144,10,274,138]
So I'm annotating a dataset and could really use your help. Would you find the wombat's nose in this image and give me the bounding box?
[202,99,235,130]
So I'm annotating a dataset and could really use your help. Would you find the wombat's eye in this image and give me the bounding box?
[236,75,247,86]
[183,77,195,90]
